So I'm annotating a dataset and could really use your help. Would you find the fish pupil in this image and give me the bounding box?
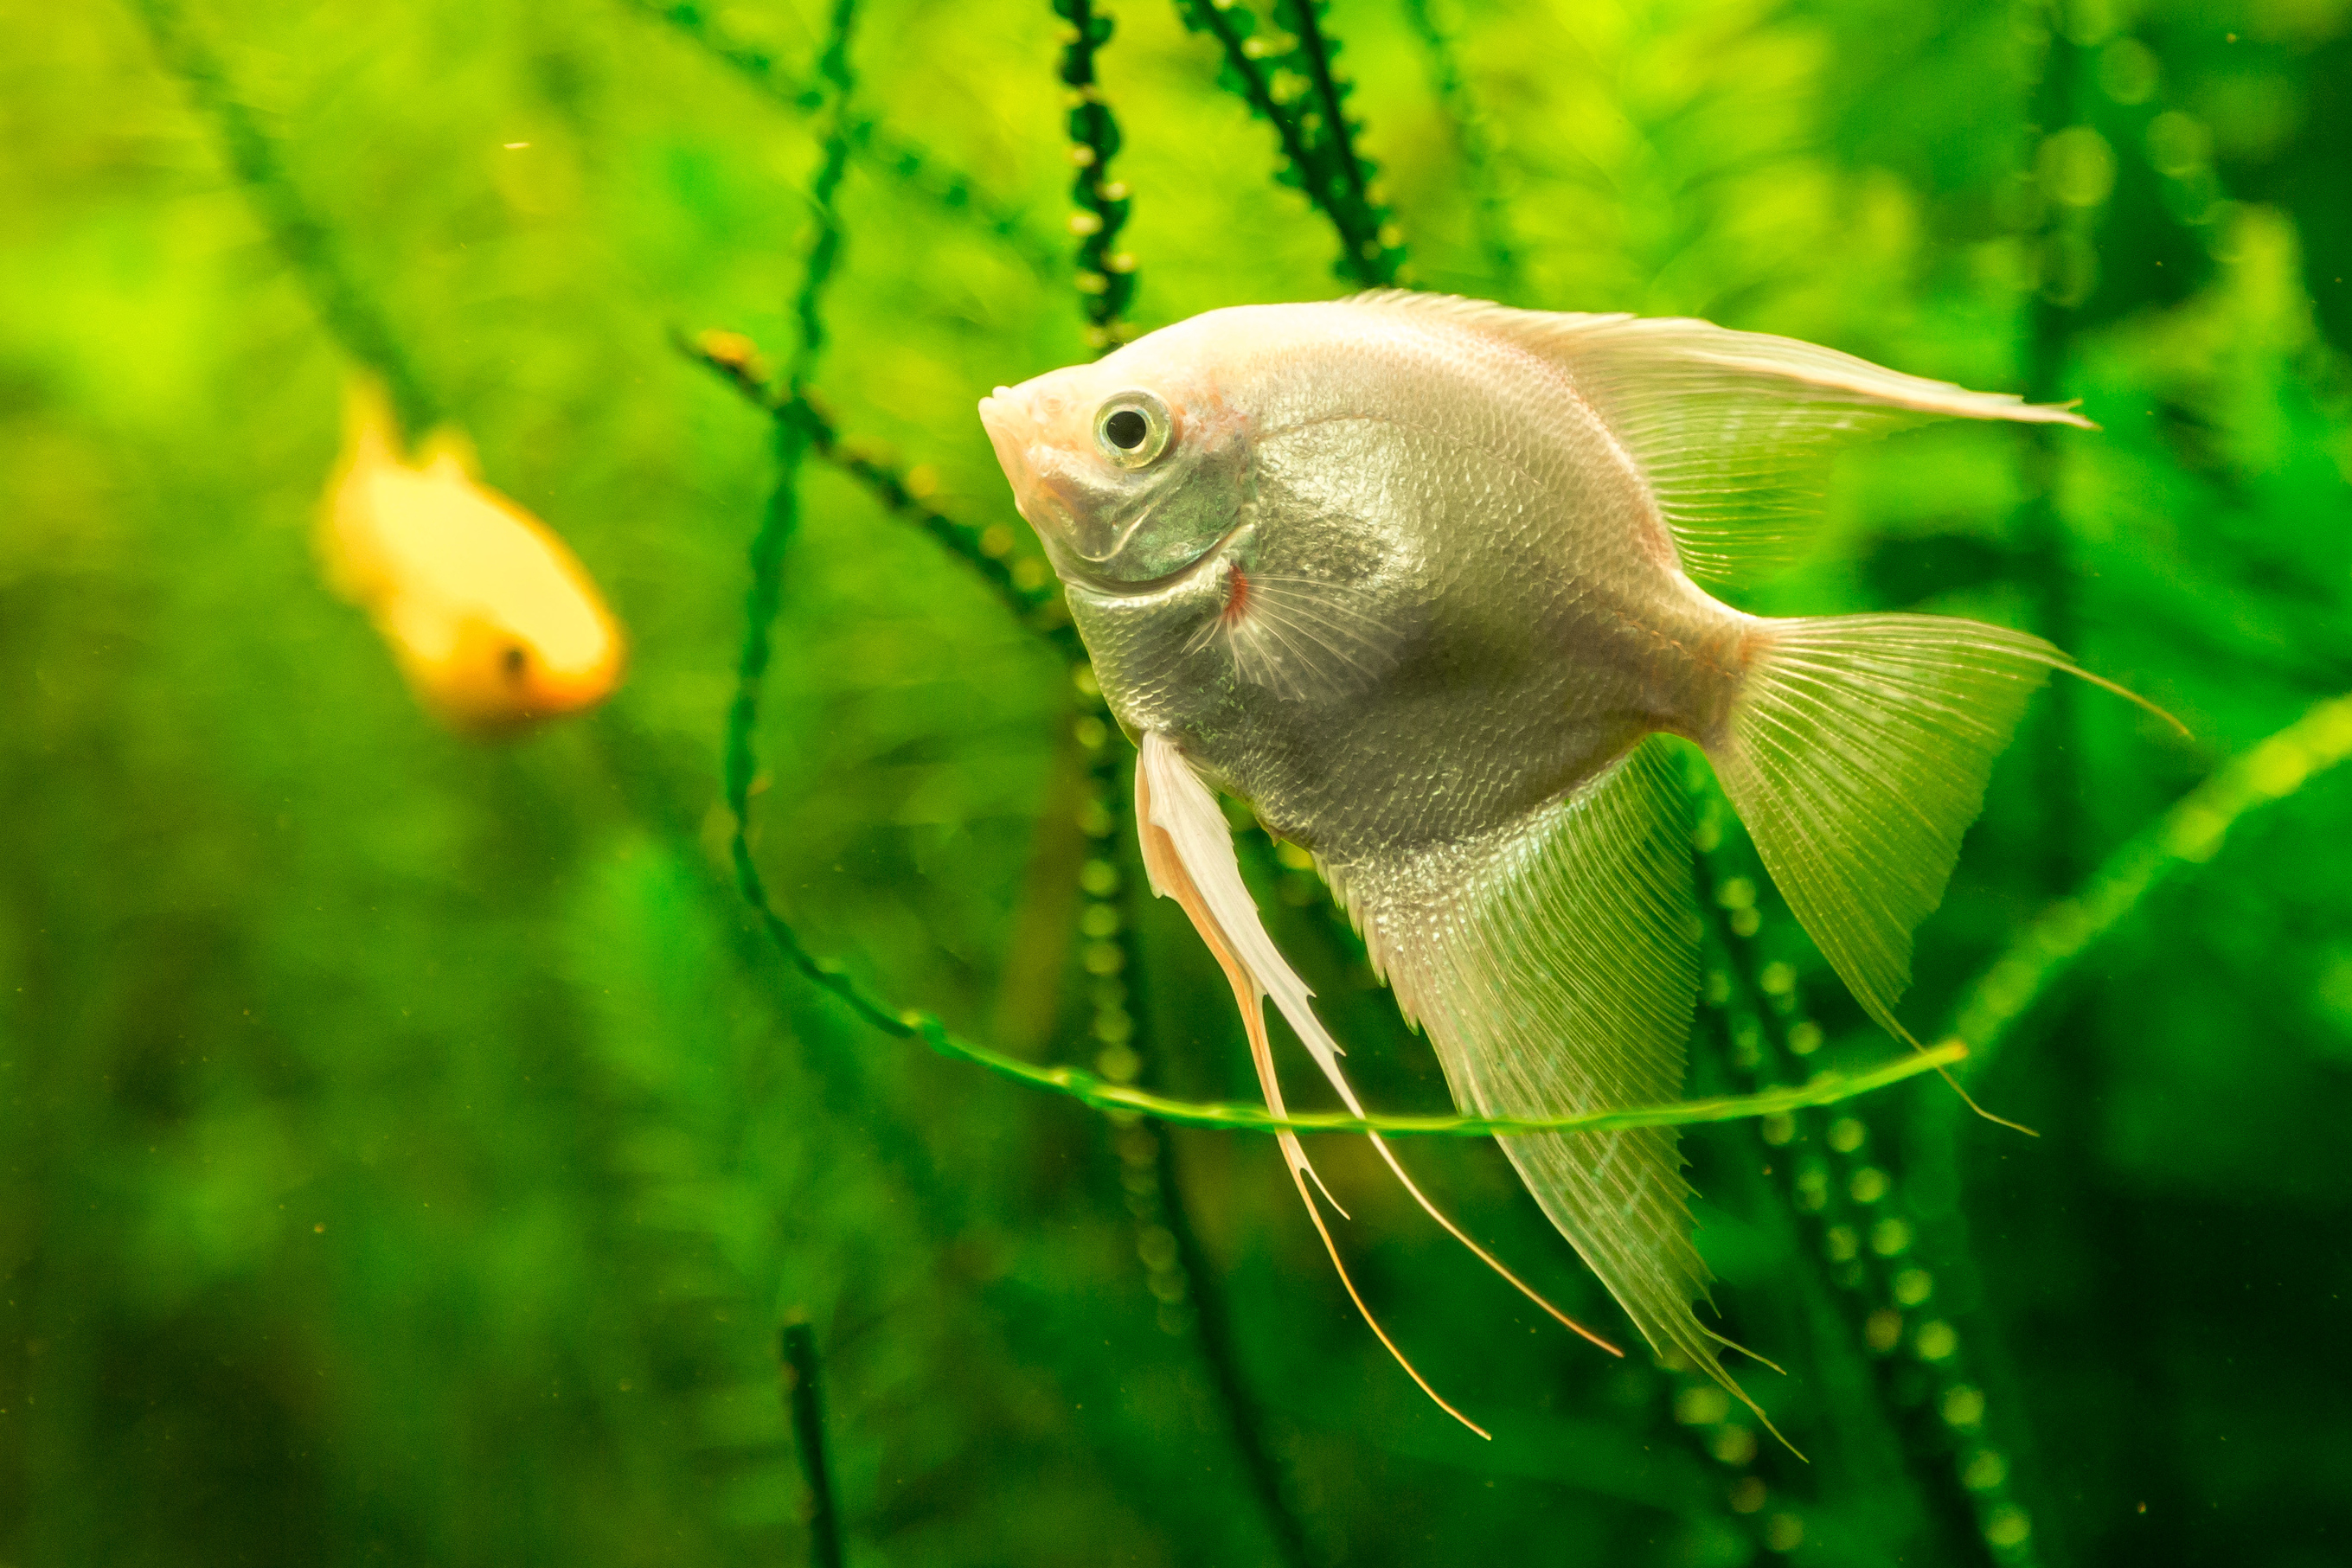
[501,643,529,680]
[1104,408,1149,450]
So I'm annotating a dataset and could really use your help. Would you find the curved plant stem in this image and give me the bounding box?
[1170,0,1405,285]
[653,848,1965,1139]
[1279,0,1367,214]
[1093,746,1315,1567]
[125,0,438,438]
[790,0,858,393]
[1687,759,2037,1556]
[723,0,862,910]
[1040,31,1310,1557]
[1398,0,1520,295]
[619,0,1062,272]
[1947,691,2352,1075]
[682,333,1080,658]
[1170,1,1317,203]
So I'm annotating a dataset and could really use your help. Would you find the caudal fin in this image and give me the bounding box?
[1708,614,2070,1051]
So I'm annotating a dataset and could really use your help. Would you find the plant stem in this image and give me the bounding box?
[1687,764,2038,1567]
[1397,0,1519,294]
[1282,0,1366,211]
[1950,692,2352,1076]
[683,334,1080,657]
[125,0,438,439]
[620,0,1062,272]
[1055,0,1139,345]
[781,1322,846,1568]
[1170,0,1406,285]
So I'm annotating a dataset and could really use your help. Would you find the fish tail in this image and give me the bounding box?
[340,371,403,465]
[1708,613,2162,1087]
[319,374,405,605]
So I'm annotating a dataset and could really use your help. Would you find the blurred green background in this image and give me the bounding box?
[3,0,2349,1564]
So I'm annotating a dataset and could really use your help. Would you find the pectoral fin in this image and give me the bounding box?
[1184,570,1400,704]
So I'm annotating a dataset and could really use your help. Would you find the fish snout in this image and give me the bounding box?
[410,611,624,735]
[978,389,1048,518]
[977,387,1025,478]
[979,387,1098,560]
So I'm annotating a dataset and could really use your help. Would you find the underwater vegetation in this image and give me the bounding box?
[1,0,2349,1564]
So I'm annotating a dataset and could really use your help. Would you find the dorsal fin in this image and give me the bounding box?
[1344,291,2088,584]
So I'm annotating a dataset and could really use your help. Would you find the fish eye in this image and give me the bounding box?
[501,643,529,682]
[1093,391,1172,470]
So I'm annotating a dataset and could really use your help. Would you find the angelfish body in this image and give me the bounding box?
[322,379,624,734]
[981,294,2105,1425]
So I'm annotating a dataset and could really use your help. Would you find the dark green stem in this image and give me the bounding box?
[125,0,437,439]
[691,630,1957,1130]
[1686,763,2044,1566]
[791,0,859,393]
[1398,0,1519,293]
[1170,0,1405,285]
[1172,1,1323,213]
[683,334,1080,656]
[719,0,852,840]
[620,0,1061,271]
[1279,0,1366,210]
[1055,0,1139,344]
[1091,727,1315,1566]
[780,1322,846,1568]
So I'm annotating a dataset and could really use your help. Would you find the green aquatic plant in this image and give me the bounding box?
[1173,0,1407,285]
[1397,0,1518,296]
[623,0,1063,270]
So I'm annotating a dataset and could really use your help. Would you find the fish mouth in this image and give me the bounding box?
[977,385,1120,568]
[977,387,1029,497]
[977,386,1067,538]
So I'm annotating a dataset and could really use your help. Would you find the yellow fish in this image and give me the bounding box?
[320,378,624,734]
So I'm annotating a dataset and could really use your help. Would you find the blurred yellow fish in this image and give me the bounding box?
[320,377,624,733]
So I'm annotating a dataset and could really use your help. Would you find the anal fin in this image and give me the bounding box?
[1136,733,1618,1436]
[1338,736,1791,1450]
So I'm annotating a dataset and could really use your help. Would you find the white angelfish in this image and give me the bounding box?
[978,292,2165,1438]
